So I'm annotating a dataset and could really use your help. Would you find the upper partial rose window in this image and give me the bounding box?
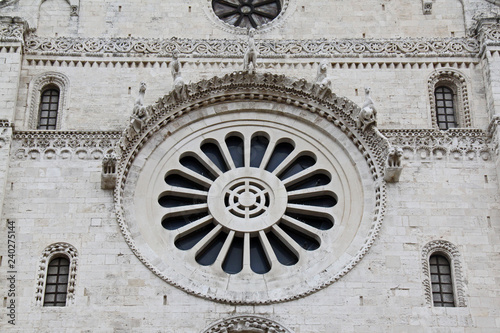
[212,0,282,29]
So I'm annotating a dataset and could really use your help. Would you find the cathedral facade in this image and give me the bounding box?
[1,0,500,331]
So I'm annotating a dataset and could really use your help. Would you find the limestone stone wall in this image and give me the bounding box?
[13,59,489,131]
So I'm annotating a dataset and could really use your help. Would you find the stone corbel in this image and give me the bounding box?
[384,146,403,183]
[101,154,117,190]
[422,0,432,15]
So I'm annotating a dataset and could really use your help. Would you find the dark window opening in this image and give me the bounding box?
[180,156,216,180]
[196,231,228,266]
[175,223,215,250]
[250,236,271,274]
[265,142,294,172]
[278,223,320,251]
[267,231,298,266]
[222,236,244,274]
[250,135,269,168]
[158,195,205,208]
[225,136,244,168]
[278,155,316,180]
[430,254,455,307]
[435,86,457,130]
[162,212,208,230]
[288,195,337,208]
[165,174,209,191]
[43,257,69,307]
[286,173,331,191]
[201,142,229,172]
[285,212,334,230]
[38,88,60,130]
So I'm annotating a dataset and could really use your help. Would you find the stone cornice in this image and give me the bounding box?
[381,128,491,161]
[24,35,481,58]
[11,131,121,161]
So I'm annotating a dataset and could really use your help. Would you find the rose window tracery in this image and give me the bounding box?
[158,131,337,274]
[212,0,282,29]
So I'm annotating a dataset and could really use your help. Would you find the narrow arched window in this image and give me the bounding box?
[43,256,70,306]
[37,87,60,130]
[434,86,457,130]
[430,254,455,307]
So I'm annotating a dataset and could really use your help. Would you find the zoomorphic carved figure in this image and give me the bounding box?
[243,28,258,73]
[316,60,332,88]
[356,87,377,131]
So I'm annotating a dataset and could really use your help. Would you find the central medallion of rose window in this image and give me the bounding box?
[159,132,337,274]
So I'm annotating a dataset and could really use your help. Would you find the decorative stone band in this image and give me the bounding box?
[488,115,500,157]
[381,128,492,162]
[203,315,293,333]
[24,35,481,58]
[11,131,121,161]
[35,242,78,306]
[0,18,27,43]
[421,240,466,307]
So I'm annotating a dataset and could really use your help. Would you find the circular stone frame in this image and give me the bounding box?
[198,0,295,34]
[115,73,388,304]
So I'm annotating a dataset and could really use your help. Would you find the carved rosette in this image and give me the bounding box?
[114,72,390,304]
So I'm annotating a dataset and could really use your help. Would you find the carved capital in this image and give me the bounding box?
[0,16,28,43]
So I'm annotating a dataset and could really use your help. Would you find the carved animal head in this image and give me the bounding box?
[364,87,371,95]
[139,81,146,93]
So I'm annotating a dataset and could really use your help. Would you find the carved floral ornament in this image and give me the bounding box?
[114,72,389,304]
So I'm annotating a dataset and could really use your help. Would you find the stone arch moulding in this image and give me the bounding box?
[114,71,391,304]
[35,242,78,306]
[428,68,471,129]
[27,71,69,130]
[421,240,467,307]
[202,315,294,333]
[39,0,79,16]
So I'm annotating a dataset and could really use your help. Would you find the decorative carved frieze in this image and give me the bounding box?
[381,128,491,161]
[24,35,481,58]
[203,315,293,333]
[11,131,121,161]
[0,17,27,43]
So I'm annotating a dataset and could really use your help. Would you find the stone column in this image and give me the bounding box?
[0,17,26,220]
[478,20,500,188]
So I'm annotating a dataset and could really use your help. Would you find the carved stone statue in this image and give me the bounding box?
[130,82,148,135]
[171,51,183,84]
[101,153,117,190]
[387,146,403,168]
[315,60,332,88]
[243,28,258,73]
[384,146,404,182]
[356,87,377,132]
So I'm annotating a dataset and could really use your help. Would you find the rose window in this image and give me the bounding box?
[212,0,282,29]
[159,132,337,274]
[124,106,374,303]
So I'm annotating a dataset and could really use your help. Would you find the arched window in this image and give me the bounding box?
[37,87,60,130]
[428,69,471,129]
[35,243,78,307]
[43,256,70,307]
[429,253,455,307]
[422,240,466,307]
[28,72,69,130]
[434,86,457,130]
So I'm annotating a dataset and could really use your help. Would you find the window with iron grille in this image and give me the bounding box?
[430,254,455,307]
[434,86,457,130]
[38,88,60,130]
[43,257,70,307]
